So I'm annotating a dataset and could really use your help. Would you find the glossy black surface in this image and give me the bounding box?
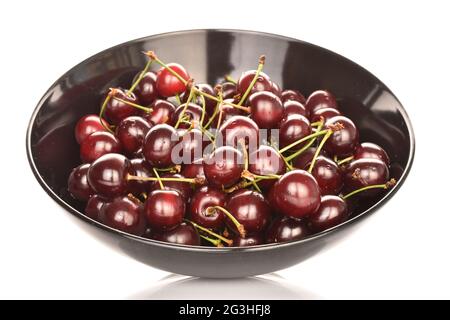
[26,29,415,278]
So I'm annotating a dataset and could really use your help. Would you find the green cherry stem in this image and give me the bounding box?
[237,55,265,106]
[286,121,325,162]
[341,178,397,200]
[111,95,152,113]
[204,85,223,130]
[174,80,195,129]
[337,155,354,166]
[127,174,204,185]
[200,235,223,247]
[186,219,233,246]
[308,129,333,173]
[128,59,153,95]
[199,95,206,126]
[206,206,246,238]
[279,129,329,154]
[144,51,188,85]
[224,75,237,84]
[152,168,164,190]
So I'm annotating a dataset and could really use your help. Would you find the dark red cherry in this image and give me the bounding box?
[102,195,146,235]
[68,163,94,201]
[181,83,216,115]
[116,116,151,155]
[266,216,309,243]
[221,82,238,99]
[75,114,109,144]
[283,100,307,119]
[237,70,271,96]
[231,234,264,247]
[269,81,282,97]
[176,128,206,163]
[145,189,185,231]
[281,89,306,104]
[293,147,329,169]
[248,145,286,190]
[310,107,341,123]
[218,116,259,150]
[142,124,179,168]
[226,189,271,235]
[344,159,389,196]
[150,173,192,201]
[272,170,321,219]
[210,100,243,129]
[248,91,284,129]
[144,99,176,125]
[279,115,311,150]
[150,222,200,245]
[308,156,343,195]
[156,63,189,97]
[305,90,338,114]
[105,89,140,125]
[354,142,390,165]
[308,195,349,232]
[324,116,359,157]
[181,158,206,183]
[128,158,153,195]
[80,131,122,163]
[133,71,158,105]
[203,146,244,188]
[189,186,227,230]
[172,103,209,128]
[87,153,132,198]
[84,194,109,221]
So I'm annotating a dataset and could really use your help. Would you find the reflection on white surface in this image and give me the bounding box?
[129,273,320,300]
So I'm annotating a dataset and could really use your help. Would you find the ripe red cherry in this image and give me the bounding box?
[218,116,259,149]
[75,114,109,144]
[142,124,179,168]
[283,100,307,119]
[68,163,94,201]
[80,131,122,163]
[279,114,311,150]
[87,153,132,198]
[354,142,390,165]
[150,222,200,245]
[269,81,282,97]
[324,116,359,157]
[248,91,284,129]
[84,194,109,221]
[344,158,389,196]
[172,103,209,128]
[310,107,341,123]
[133,71,158,105]
[308,195,349,232]
[145,189,185,231]
[231,234,264,247]
[144,99,176,125]
[105,89,140,124]
[308,156,343,195]
[265,216,310,244]
[128,158,153,195]
[189,186,227,230]
[116,116,151,155]
[177,128,206,163]
[102,195,146,235]
[281,89,306,104]
[150,173,193,201]
[203,146,244,188]
[181,83,216,115]
[209,100,243,129]
[156,63,189,97]
[248,145,286,190]
[293,147,329,169]
[221,82,238,99]
[272,170,321,219]
[305,90,338,114]
[226,189,271,235]
[237,70,271,96]
[181,158,206,182]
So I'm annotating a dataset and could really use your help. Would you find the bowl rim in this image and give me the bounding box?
[25,28,416,253]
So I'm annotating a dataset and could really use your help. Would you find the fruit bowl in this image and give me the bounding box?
[26,29,414,278]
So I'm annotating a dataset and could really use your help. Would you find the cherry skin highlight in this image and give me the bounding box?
[156,63,189,97]
[248,91,284,129]
[105,89,140,125]
[344,158,389,196]
[266,216,310,244]
[308,195,349,232]
[145,189,185,231]
[75,114,109,144]
[102,195,146,235]
[144,99,176,125]
[150,222,200,245]
[324,116,359,157]
[143,124,179,168]
[116,116,151,156]
[354,142,390,165]
[279,114,311,150]
[80,131,122,163]
[248,145,286,190]
[85,194,109,221]
[189,186,227,230]
[203,146,244,188]
[133,71,158,105]
[68,163,94,201]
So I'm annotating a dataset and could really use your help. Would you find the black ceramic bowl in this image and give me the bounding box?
[26,29,414,278]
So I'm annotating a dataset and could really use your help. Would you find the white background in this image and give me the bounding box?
[1,0,449,299]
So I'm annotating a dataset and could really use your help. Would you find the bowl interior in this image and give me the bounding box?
[27,29,413,247]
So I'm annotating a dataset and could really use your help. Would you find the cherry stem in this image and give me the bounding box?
[186,219,233,246]
[206,206,246,238]
[204,85,223,129]
[224,75,237,84]
[237,55,266,106]
[200,235,223,247]
[152,168,164,190]
[175,94,182,105]
[285,121,324,162]
[174,81,195,129]
[154,165,181,173]
[337,156,354,166]
[127,174,203,185]
[111,95,152,113]
[279,129,329,154]
[128,59,153,95]
[199,95,206,126]
[98,94,114,133]
[308,129,333,173]
[310,120,324,127]
[144,51,188,85]
[342,178,397,200]
[271,144,294,171]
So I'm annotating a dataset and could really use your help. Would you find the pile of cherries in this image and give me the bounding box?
[68,51,395,247]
